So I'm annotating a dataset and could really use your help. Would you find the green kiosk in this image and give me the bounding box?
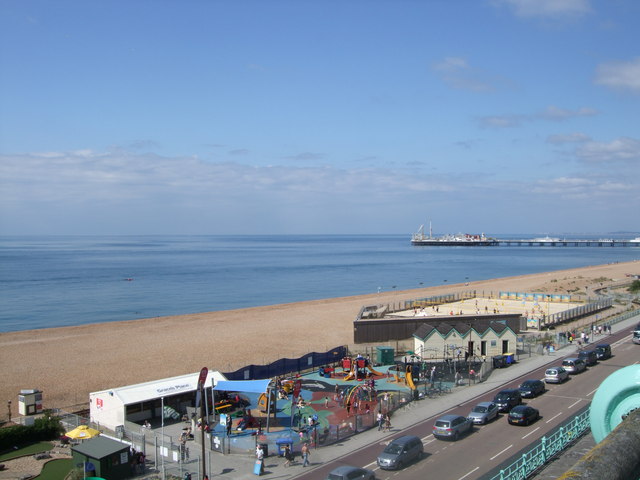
[71,436,131,480]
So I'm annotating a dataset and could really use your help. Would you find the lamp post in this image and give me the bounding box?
[160,396,165,480]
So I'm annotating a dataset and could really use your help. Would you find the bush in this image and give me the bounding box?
[0,412,63,452]
[629,280,640,294]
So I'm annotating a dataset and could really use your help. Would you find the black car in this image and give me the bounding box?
[595,344,612,360]
[493,389,522,412]
[578,349,598,366]
[508,405,539,426]
[518,379,545,398]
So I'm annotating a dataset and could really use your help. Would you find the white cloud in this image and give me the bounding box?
[477,115,523,128]
[531,176,634,199]
[478,106,597,129]
[432,57,500,92]
[539,106,597,120]
[492,0,592,19]
[575,137,640,163]
[595,58,640,93]
[546,133,591,144]
[283,152,325,161]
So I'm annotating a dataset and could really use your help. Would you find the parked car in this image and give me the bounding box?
[327,465,376,480]
[432,414,473,440]
[467,402,499,425]
[562,358,586,374]
[376,435,423,470]
[633,330,640,345]
[545,366,569,384]
[518,379,545,398]
[508,405,540,426]
[595,344,612,360]
[578,349,598,366]
[493,389,522,412]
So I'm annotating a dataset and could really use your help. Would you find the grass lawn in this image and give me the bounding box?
[34,458,74,479]
[0,441,54,461]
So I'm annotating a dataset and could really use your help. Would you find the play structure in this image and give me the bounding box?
[388,363,417,390]
[340,357,384,381]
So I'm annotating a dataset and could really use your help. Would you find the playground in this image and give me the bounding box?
[203,354,460,456]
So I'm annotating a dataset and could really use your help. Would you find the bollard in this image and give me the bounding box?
[557,409,640,479]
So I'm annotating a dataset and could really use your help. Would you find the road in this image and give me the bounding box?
[294,328,638,480]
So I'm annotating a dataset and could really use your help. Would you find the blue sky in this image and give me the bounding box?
[1,0,639,235]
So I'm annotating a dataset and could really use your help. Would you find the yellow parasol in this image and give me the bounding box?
[65,425,101,440]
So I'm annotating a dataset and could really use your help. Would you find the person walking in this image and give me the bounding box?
[256,444,265,474]
[301,442,310,467]
[283,444,293,467]
[384,414,391,432]
[377,411,384,431]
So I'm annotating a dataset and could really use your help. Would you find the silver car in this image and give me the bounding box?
[467,402,499,425]
[545,366,569,384]
[433,414,473,440]
[376,435,423,470]
[562,358,586,374]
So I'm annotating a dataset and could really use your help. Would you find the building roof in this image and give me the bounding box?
[413,320,513,341]
[90,370,227,406]
[72,436,129,459]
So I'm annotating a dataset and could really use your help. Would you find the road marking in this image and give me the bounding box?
[522,427,540,439]
[364,461,377,468]
[458,466,480,480]
[546,412,562,423]
[568,399,582,409]
[587,387,598,397]
[490,444,512,460]
[544,394,582,400]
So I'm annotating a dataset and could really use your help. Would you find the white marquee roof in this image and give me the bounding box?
[91,370,227,406]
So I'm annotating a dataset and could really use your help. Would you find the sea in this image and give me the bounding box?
[1,234,638,333]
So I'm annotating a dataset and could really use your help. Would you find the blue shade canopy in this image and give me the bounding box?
[213,379,271,393]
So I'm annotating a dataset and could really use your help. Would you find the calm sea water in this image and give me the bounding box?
[0,234,638,332]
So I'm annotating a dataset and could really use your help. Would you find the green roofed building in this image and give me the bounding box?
[71,436,131,480]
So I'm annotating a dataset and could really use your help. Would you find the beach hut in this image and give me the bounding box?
[71,436,131,480]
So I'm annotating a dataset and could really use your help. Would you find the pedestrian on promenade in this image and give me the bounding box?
[301,442,310,467]
[384,414,391,432]
[346,400,351,416]
[377,411,384,431]
[256,444,265,474]
[283,444,293,467]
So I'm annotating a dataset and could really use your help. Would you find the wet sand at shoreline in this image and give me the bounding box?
[1,260,638,412]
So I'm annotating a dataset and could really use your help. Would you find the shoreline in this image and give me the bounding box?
[1,260,638,412]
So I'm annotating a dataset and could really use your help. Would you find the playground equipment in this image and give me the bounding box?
[257,390,277,413]
[388,363,417,390]
[344,382,377,408]
[341,357,384,381]
[405,365,416,390]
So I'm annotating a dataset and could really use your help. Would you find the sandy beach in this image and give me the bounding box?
[1,260,638,413]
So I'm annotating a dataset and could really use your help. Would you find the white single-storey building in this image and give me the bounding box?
[90,370,227,433]
[413,320,518,360]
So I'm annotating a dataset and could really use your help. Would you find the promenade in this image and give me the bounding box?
[138,313,639,480]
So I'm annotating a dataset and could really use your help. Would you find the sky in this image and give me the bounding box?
[0,0,639,235]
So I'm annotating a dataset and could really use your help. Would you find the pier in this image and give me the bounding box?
[497,239,640,247]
